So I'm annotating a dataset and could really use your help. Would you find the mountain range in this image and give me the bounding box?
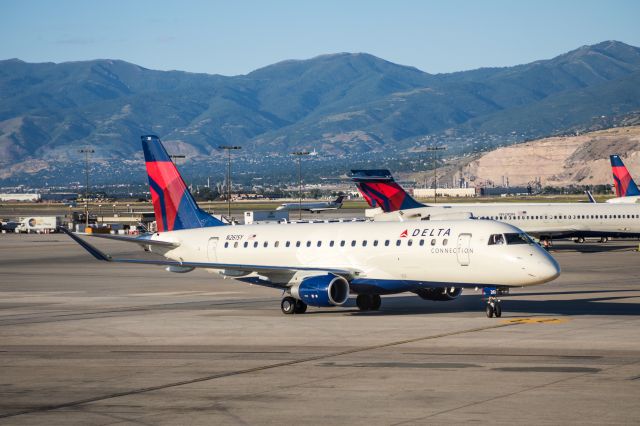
[1,40,640,183]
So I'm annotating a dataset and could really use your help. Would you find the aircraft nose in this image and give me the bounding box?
[529,253,561,284]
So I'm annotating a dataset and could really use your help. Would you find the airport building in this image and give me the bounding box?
[412,188,477,198]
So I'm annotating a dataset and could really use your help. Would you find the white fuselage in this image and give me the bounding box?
[276,201,341,212]
[606,196,640,204]
[151,220,559,292]
[371,203,640,238]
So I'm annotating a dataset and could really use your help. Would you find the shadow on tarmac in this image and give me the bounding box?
[325,291,640,317]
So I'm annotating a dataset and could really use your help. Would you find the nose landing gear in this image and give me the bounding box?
[485,297,502,318]
[483,286,506,318]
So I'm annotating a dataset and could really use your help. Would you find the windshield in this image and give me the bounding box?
[504,233,533,245]
[488,233,533,245]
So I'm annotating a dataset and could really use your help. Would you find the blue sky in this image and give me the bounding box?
[2,0,639,75]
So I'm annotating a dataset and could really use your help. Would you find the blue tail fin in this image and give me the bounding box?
[141,135,225,232]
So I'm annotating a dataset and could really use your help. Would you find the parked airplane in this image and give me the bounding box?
[276,195,346,212]
[607,155,640,204]
[351,169,640,244]
[60,135,560,318]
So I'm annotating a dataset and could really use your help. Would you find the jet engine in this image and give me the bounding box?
[291,274,350,307]
[414,287,462,301]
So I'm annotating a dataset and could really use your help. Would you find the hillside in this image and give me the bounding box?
[2,41,640,183]
[432,125,640,189]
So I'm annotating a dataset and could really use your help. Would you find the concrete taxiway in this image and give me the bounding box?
[0,234,639,425]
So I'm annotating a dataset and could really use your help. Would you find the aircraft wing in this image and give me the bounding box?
[81,232,180,248]
[60,227,358,278]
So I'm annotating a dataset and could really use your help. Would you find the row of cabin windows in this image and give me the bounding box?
[481,214,640,221]
[223,238,449,249]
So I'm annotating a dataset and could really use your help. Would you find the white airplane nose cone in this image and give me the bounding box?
[531,255,561,283]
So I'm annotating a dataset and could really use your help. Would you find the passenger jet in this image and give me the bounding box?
[61,136,560,318]
[351,169,640,244]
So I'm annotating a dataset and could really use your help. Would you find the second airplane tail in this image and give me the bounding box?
[142,135,225,232]
[350,169,425,213]
[610,155,640,197]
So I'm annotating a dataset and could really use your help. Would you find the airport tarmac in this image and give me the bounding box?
[0,234,639,425]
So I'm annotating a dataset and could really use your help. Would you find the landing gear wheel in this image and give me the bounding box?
[494,302,502,318]
[370,295,382,311]
[294,299,307,314]
[486,304,495,318]
[575,237,585,244]
[281,296,296,315]
[356,294,373,311]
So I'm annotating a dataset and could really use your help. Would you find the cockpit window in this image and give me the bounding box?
[488,234,505,245]
[504,233,533,245]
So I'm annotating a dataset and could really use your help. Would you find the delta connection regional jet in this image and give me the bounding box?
[61,136,560,318]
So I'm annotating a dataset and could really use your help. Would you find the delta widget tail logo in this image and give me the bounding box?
[610,155,640,197]
[351,169,425,213]
[142,135,224,232]
[400,229,408,238]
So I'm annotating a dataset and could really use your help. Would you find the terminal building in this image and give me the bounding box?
[412,188,477,198]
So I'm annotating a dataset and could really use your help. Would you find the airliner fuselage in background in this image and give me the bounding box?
[276,195,346,212]
[351,169,640,242]
[61,136,560,318]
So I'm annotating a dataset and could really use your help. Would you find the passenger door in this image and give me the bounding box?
[456,233,471,266]
[207,237,219,262]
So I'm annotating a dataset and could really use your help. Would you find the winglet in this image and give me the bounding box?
[58,227,112,262]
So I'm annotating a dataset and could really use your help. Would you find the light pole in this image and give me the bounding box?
[424,145,446,204]
[218,146,242,219]
[292,151,310,220]
[79,148,94,228]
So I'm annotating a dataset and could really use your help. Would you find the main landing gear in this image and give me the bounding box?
[356,294,381,311]
[281,296,307,314]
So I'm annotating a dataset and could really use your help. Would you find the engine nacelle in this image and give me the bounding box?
[291,274,350,307]
[414,287,462,301]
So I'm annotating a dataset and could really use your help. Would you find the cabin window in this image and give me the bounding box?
[373,240,379,246]
[224,242,229,248]
[407,239,413,246]
[362,240,367,247]
[286,241,290,247]
[431,239,436,246]
[385,240,390,246]
[296,241,301,247]
[275,241,279,248]
[244,242,248,248]
[254,241,258,248]
[330,241,335,247]
[396,240,401,246]
[419,239,425,246]
[263,242,268,248]
[317,241,322,247]
[351,240,356,247]
[443,238,448,246]
[306,241,311,247]
[233,242,238,248]
[340,240,346,247]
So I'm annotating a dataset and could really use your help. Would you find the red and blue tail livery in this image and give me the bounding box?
[142,135,225,232]
[350,169,425,212]
[610,155,640,198]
